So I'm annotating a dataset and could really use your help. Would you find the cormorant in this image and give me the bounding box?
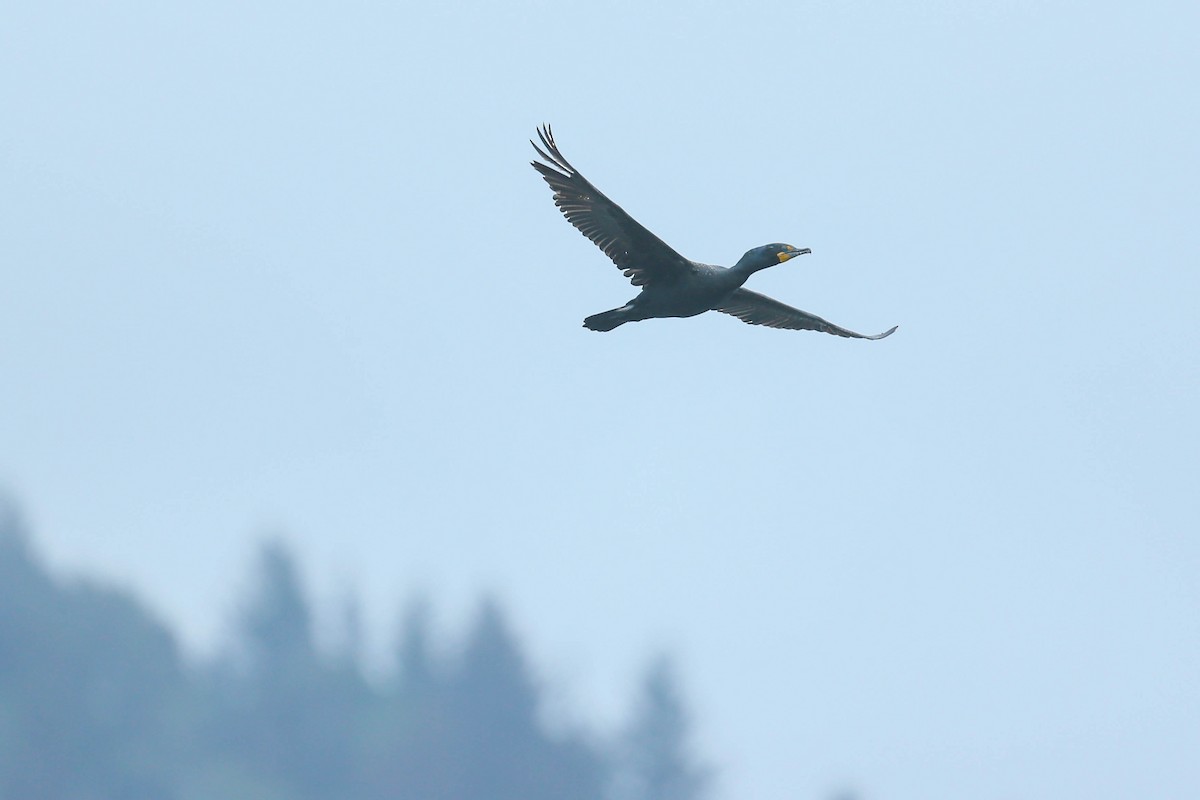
[531,125,897,339]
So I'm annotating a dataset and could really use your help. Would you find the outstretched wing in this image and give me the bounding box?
[716,288,898,339]
[531,124,693,287]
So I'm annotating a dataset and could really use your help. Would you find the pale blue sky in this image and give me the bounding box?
[2,1,1198,798]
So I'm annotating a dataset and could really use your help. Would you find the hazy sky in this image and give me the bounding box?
[3,1,1198,798]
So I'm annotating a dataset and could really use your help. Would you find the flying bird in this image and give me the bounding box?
[531,125,897,339]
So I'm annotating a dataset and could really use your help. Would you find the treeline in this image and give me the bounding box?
[0,504,708,800]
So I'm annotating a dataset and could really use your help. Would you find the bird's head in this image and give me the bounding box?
[734,243,812,274]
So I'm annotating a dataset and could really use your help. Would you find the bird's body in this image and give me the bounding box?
[585,262,743,331]
[530,125,897,340]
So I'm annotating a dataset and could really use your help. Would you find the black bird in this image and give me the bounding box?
[531,125,897,339]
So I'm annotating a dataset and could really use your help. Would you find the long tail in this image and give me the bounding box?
[583,305,633,332]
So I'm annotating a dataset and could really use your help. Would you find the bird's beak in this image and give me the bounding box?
[777,247,812,263]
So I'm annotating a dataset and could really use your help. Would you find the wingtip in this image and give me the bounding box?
[872,325,899,340]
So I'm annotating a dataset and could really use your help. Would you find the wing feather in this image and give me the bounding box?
[716,288,898,339]
[531,125,693,286]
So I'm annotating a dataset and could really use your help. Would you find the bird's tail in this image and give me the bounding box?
[583,305,632,332]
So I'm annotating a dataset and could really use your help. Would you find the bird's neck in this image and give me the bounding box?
[730,257,770,278]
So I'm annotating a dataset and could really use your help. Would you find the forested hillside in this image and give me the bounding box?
[0,506,707,800]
